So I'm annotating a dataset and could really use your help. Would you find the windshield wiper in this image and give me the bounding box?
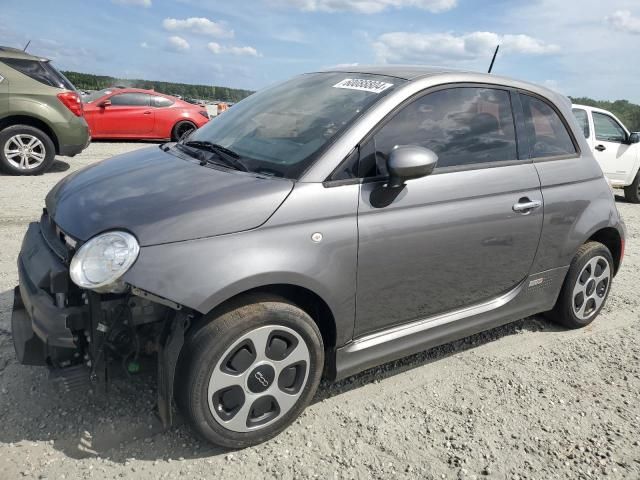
[181,140,249,172]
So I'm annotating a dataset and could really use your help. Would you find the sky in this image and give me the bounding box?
[1,0,640,102]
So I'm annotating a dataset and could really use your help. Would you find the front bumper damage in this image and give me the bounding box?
[11,214,189,427]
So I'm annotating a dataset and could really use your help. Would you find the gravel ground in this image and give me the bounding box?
[0,143,639,480]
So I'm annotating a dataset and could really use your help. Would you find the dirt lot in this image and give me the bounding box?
[0,143,639,479]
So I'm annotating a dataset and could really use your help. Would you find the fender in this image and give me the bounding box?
[123,181,360,348]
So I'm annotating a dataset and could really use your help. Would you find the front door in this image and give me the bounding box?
[355,86,544,337]
[591,111,634,183]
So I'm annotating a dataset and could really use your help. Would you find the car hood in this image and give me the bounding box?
[46,146,294,246]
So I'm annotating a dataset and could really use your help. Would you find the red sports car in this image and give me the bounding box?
[82,88,210,141]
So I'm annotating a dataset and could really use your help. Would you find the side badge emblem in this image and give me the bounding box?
[311,232,323,243]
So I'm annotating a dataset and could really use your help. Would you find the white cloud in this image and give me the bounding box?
[207,42,261,57]
[112,0,151,7]
[373,31,559,63]
[606,10,640,34]
[270,0,455,14]
[166,36,190,52]
[228,46,260,57]
[162,17,234,38]
[207,42,223,54]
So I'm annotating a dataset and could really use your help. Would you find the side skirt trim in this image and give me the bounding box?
[344,280,525,354]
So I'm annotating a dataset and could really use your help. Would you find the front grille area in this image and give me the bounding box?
[40,211,74,265]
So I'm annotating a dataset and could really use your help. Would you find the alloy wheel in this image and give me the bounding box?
[4,134,46,170]
[572,255,611,320]
[207,325,310,433]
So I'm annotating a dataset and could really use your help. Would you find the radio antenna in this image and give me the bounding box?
[488,44,500,73]
[23,40,31,52]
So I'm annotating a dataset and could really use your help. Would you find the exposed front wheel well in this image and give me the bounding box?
[0,116,59,153]
[588,227,623,274]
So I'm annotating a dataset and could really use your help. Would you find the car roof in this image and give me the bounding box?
[319,64,567,105]
[105,87,180,99]
[0,46,49,62]
[319,64,466,81]
[572,104,611,115]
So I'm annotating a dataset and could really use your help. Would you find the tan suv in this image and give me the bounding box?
[0,46,90,175]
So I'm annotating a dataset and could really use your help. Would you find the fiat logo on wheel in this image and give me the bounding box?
[254,371,269,387]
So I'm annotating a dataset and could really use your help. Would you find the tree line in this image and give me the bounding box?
[570,97,640,132]
[62,71,254,103]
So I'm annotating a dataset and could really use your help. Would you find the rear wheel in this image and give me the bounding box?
[623,171,640,203]
[171,121,196,142]
[0,125,56,175]
[176,295,324,448]
[548,241,613,329]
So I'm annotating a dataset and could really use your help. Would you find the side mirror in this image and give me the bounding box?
[99,99,111,108]
[629,132,640,144]
[387,145,438,188]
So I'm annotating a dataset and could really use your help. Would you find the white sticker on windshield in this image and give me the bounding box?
[332,78,393,94]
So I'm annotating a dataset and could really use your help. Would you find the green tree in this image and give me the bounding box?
[63,71,254,103]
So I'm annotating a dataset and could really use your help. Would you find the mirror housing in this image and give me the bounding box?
[99,99,111,108]
[629,132,640,144]
[387,145,438,188]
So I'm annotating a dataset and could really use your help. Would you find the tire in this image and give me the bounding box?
[547,241,614,329]
[175,294,324,448]
[0,125,56,175]
[171,121,196,142]
[623,172,640,203]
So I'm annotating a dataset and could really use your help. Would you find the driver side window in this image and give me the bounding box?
[593,112,627,143]
[360,87,518,178]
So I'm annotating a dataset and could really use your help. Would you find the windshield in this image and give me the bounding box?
[185,72,403,179]
[83,88,116,103]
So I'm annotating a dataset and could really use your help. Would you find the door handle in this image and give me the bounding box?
[143,111,152,115]
[595,144,606,152]
[513,199,542,213]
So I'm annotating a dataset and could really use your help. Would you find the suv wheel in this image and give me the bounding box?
[623,172,640,203]
[176,294,324,448]
[548,241,613,329]
[0,125,56,175]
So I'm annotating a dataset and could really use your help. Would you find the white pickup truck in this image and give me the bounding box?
[572,104,640,202]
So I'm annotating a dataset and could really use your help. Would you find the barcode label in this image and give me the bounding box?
[333,78,393,94]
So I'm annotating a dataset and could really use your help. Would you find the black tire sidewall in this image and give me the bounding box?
[555,242,614,328]
[177,299,324,448]
[0,125,56,175]
[624,173,640,203]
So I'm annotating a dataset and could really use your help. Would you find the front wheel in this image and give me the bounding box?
[547,241,613,329]
[176,295,324,448]
[623,171,640,203]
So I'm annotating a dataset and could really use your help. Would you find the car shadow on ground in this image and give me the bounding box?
[0,159,70,176]
[0,287,564,462]
[615,194,632,203]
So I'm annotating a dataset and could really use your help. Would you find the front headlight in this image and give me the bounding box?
[70,231,139,291]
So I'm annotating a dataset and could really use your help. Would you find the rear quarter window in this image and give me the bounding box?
[1,58,75,90]
[521,94,577,159]
[152,96,174,108]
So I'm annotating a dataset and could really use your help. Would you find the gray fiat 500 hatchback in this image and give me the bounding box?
[12,67,625,448]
